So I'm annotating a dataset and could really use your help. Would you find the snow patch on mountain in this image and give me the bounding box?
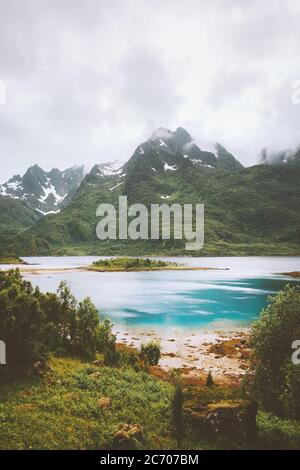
[96,161,125,177]
[39,179,68,206]
[164,163,177,171]
[159,139,167,148]
[6,180,23,191]
[109,181,124,192]
[36,208,61,216]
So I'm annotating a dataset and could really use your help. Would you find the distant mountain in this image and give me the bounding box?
[0,164,84,215]
[124,127,243,175]
[3,127,300,257]
[260,146,300,166]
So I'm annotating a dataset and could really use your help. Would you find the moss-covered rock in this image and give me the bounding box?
[185,399,258,444]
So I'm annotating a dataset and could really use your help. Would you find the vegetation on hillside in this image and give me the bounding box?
[0,257,25,265]
[2,162,300,257]
[0,197,39,254]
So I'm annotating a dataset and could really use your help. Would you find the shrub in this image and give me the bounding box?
[281,364,300,419]
[73,297,103,360]
[97,319,120,366]
[0,269,114,375]
[249,285,300,417]
[0,270,49,374]
[257,411,300,450]
[140,341,161,367]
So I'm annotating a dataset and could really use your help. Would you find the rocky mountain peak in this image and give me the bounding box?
[215,143,244,171]
[0,165,84,215]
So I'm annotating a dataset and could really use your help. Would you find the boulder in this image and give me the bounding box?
[113,423,144,449]
[32,361,46,377]
[92,359,103,367]
[90,371,101,380]
[98,396,112,409]
[186,400,258,444]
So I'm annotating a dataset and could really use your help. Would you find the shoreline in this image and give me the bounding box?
[87,265,228,273]
[1,265,228,275]
[114,324,251,386]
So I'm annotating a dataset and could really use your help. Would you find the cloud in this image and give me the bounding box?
[0,0,300,181]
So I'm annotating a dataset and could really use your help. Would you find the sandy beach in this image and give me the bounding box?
[114,325,251,386]
[1,265,226,275]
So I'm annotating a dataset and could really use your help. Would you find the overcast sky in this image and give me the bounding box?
[0,0,300,182]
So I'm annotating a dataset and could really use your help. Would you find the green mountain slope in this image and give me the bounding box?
[3,128,300,256]
[0,197,39,255]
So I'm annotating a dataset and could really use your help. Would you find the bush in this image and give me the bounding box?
[0,269,114,375]
[281,364,300,419]
[140,341,161,367]
[249,285,300,417]
[97,319,120,366]
[257,411,300,450]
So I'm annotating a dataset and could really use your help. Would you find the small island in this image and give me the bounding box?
[88,257,217,272]
[89,257,180,272]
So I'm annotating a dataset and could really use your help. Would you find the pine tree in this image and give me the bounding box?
[206,370,214,387]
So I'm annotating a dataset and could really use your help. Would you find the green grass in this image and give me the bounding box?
[0,357,214,450]
[0,257,25,265]
[0,357,174,450]
[184,384,246,408]
[257,411,300,450]
[1,357,299,449]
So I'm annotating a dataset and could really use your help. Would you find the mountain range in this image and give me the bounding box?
[1,127,299,257]
[0,164,84,215]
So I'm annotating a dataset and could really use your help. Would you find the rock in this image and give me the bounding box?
[90,371,101,380]
[92,360,103,367]
[113,423,144,450]
[185,400,258,443]
[162,352,177,358]
[98,397,112,409]
[32,361,46,377]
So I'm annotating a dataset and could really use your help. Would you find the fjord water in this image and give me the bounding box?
[17,256,300,330]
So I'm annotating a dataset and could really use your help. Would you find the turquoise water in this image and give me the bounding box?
[20,256,300,330]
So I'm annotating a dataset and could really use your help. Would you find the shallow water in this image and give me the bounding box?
[16,256,300,330]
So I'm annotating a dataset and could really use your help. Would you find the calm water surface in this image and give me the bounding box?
[5,256,300,330]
